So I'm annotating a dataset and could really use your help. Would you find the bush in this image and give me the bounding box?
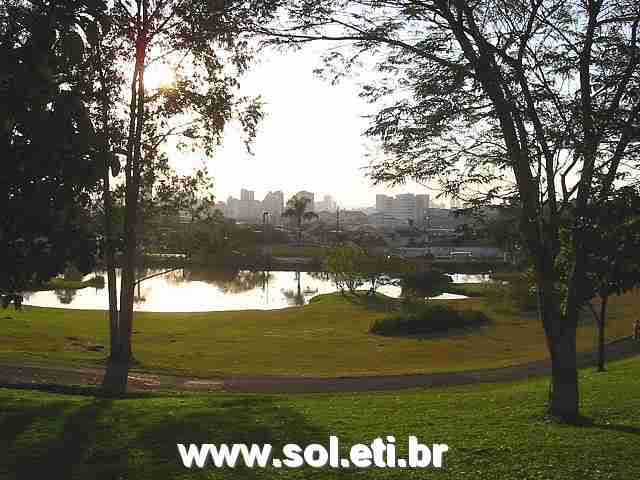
[483,273,538,312]
[323,244,366,293]
[63,264,83,282]
[508,276,538,311]
[400,270,452,299]
[370,304,491,336]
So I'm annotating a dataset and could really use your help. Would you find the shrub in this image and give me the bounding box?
[508,276,538,311]
[485,273,538,312]
[370,304,491,336]
[400,270,453,299]
[63,264,83,282]
[323,244,366,293]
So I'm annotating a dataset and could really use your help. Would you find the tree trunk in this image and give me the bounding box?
[116,6,147,363]
[98,76,120,362]
[537,263,580,421]
[103,159,119,360]
[548,322,579,420]
[118,199,137,362]
[597,295,608,372]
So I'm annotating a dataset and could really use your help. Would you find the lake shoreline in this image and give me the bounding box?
[24,268,493,312]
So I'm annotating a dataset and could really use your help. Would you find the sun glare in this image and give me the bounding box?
[145,62,175,90]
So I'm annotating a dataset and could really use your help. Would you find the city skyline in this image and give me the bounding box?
[166,45,439,209]
[215,187,458,225]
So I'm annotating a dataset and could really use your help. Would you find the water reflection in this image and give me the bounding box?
[186,268,273,294]
[281,271,305,306]
[55,289,77,304]
[448,273,492,283]
[23,268,487,312]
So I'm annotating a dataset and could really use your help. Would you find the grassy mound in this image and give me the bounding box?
[371,304,491,336]
[2,289,638,377]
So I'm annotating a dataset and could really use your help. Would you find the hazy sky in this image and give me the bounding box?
[166,46,436,209]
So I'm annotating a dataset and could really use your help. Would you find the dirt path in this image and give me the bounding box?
[0,337,638,395]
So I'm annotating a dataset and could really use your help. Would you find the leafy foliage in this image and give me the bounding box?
[282,195,318,245]
[558,185,640,312]
[85,0,282,361]
[323,243,366,293]
[324,244,416,294]
[400,269,453,300]
[0,0,103,292]
[263,0,640,417]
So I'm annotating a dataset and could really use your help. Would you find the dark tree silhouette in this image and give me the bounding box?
[261,0,640,420]
[1,0,103,295]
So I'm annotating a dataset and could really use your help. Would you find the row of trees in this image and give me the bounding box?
[324,243,452,298]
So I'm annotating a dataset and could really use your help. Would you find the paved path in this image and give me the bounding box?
[0,337,638,394]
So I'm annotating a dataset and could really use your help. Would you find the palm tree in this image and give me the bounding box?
[282,196,318,246]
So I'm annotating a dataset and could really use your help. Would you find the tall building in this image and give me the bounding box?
[416,194,430,225]
[316,194,336,212]
[376,194,394,212]
[368,211,403,229]
[374,192,433,226]
[392,193,416,223]
[226,196,239,219]
[240,189,254,201]
[224,190,260,222]
[262,190,284,224]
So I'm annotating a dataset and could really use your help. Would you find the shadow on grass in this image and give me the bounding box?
[594,423,640,435]
[101,360,130,397]
[0,392,359,479]
[572,416,640,436]
[1,398,117,479]
[135,396,344,479]
[0,381,144,398]
[553,415,640,436]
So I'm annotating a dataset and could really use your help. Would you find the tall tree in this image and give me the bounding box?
[560,185,640,371]
[282,195,318,245]
[261,0,640,419]
[1,0,103,294]
[86,10,127,362]
[97,0,279,363]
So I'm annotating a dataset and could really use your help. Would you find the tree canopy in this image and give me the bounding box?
[260,0,640,419]
[0,0,105,292]
[86,0,282,363]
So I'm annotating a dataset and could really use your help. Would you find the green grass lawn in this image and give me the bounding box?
[1,289,638,378]
[1,357,639,479]
[446,283,487,297]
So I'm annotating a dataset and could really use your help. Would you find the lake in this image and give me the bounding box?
[23,269,492,312]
